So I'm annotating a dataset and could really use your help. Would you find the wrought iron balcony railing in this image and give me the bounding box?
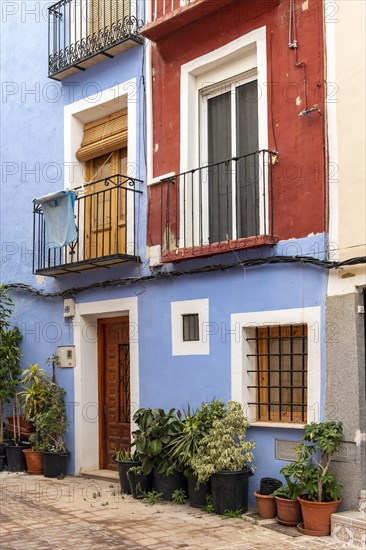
[158,150,278,261]
[33,174,143,276]
[48,0,143,80]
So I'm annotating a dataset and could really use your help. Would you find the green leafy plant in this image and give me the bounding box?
[169,399,226,473]
[293,421,343,502]
[190,401,255,484]
[222,509,243,519]
[132,407,183,475]
[36,379,68,453]
[114,447,140,462]
[143,489,164,505]
[127,465,144,476]
[272,461,304,500]
[171,488,187,503]
[0,285,22,444]
[203,494,214,513]
[18,363,51,420]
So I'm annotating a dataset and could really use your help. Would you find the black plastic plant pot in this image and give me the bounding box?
[127,471,153,499]
[211,470,250,515]
[0,444,6,456]
[43,451,70,478]
[260,477,282,495]
[5,445,28,472]
[154,469,187,501]
[0,455,6,472]
[187,475,211,508]
[116,460,141,494]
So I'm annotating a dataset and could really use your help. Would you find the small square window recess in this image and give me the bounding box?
[182,314,199,342]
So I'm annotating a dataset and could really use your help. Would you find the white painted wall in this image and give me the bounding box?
[326,0,366,262]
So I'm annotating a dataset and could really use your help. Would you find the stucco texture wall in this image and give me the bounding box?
[325,291,366,510]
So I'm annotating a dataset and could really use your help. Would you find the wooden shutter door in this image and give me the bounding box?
[90,0,130,37]
[207,91,232,243]
[236,80,259,238]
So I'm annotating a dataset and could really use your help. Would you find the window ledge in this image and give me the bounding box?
[161,235,278,263]
[249,421,305,430]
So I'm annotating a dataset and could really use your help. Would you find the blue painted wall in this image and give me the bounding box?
[1,0,146,474]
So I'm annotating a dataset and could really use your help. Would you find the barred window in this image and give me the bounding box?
[247,324,307,423]
[182,314,199,342]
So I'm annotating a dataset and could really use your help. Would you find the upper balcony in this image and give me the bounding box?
[33,174,143,276]
[157,150,278,263]
[48,0,143,80]
[141,0,281,42]
[141,0,234,42]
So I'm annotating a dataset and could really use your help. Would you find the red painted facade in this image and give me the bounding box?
[144,0,326,253]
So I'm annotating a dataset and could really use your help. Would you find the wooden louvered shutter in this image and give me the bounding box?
[76,110,128,162]
[89,0,130,35]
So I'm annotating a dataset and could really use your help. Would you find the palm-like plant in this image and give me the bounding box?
[168,399,226,471]
[18,364,52,421]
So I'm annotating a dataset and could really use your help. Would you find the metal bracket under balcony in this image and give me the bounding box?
[48,0,143,80]
[33,174,143,276]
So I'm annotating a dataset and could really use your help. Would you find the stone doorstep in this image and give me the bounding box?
[332,510,366,529]
[81,470,119,483]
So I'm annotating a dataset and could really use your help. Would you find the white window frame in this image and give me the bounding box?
[171,299,209,355]
[180,27,268,249]
[64,80,138,260]
[231,307,322,429]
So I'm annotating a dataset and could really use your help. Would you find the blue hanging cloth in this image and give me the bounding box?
[33,190,77,248]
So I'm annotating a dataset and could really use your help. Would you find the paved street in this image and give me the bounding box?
[0,473,347,550]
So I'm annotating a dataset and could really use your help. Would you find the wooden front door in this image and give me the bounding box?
[98,316,131,470]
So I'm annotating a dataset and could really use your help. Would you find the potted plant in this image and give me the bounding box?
[37,378,70,478]
[169,399,226,508]
[113,448,141,494]
[127,465,153,499]
[18,363,53,475]
[0,285,26,471]
[133,407,186,500]
[295,421,343,535]
[272,462,304,525]
[190,401,255,515]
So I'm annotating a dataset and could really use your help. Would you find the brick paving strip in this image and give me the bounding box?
[0,473,346,550]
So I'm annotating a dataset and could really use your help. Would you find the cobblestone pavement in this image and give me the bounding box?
[0,473,348,550]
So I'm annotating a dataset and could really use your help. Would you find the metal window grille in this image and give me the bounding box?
[247,324,307,422]
[182,314,199,342]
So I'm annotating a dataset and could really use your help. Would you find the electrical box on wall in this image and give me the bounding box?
[58,346,76,368]
[64,298,75,318]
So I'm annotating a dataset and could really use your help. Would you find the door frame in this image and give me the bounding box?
[97,315,130,469]
[73,297,139,475]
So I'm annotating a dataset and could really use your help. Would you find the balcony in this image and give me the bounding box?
[33,174,143,276]
[141,0,234,42]
[158,150,278,262]
[48,0,143,80]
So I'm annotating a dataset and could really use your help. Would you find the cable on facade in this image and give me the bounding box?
[5,255,366,299]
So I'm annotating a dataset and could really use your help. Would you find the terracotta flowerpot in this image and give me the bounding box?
[297,496,341,535]
[275,495,303,526]
[254,491,277,519]
[7,416,35,437]
[23,449,43,475]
